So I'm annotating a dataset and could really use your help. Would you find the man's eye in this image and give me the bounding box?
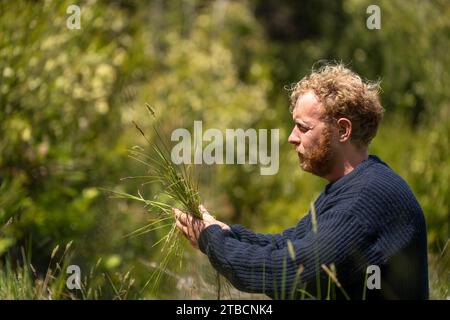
[297,124,308,132]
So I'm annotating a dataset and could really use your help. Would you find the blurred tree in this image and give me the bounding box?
[0,0,149,271]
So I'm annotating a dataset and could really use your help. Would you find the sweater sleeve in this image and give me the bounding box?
[198,210,373,299]
[229,224,300,249]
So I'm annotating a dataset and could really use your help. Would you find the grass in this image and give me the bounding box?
[0,205,447,300]
[108,104,204,295]
[429,240,450,300]
[0,242,75,299]
[2,106,444,300]
[0,242,138,300]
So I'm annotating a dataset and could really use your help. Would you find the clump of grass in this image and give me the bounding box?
[0,242,74,299]
[0,242,137,300]
[429,239,450,300]
[109,104,203,294]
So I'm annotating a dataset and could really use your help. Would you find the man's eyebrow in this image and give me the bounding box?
[294,119,312,127]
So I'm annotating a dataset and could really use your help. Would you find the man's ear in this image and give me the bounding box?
[337,118,352,142]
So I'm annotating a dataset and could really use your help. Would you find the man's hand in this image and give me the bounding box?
[173,205,230,249]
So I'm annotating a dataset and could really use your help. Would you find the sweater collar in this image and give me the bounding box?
[324,155,383,194]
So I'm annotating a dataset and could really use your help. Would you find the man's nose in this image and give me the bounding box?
[288,129,300,145]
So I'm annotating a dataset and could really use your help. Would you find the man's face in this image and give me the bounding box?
[288,91,338,177]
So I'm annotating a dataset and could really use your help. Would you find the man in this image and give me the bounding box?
[173,64,429,299]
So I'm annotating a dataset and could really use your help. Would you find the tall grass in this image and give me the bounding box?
[109,105,204,295]
[0,242,73,299]
[0,242,137,300]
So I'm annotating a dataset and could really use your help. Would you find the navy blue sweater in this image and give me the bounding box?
[198,155,429,299]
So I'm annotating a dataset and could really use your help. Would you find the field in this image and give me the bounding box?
[0,0,448,299]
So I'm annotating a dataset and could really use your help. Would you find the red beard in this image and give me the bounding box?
[298,128,336,177]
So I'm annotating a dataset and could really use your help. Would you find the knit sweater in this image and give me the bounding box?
[198,155,429,300]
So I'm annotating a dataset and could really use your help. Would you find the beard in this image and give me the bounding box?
[298,128,336,177]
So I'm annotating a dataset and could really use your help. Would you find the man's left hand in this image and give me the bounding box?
[173,205,229,249]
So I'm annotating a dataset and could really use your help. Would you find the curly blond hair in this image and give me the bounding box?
[289,63,384,147]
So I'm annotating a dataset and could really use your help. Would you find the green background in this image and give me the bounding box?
[0,0,448,299]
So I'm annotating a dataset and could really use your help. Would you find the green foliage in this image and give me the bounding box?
[0,0,146,265]
[334,0,450,124]
[0,0,448,299]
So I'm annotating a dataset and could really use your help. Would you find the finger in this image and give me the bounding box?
[175,220,188,236]
[184,212,197,227]
[176,220,194,241]
[199,204,208,214]
[174,209,189,225]
[190,220,198,239]
[177,221,199,249]
[173,208,182,220]
[186,218,196,239]
[175,219,184,231]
